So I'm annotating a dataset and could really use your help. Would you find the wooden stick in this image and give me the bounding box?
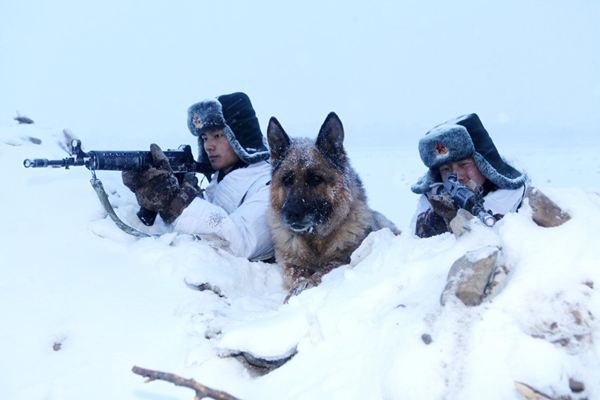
[132,366,241,400]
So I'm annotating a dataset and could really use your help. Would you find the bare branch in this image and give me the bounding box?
[132,366,242,400]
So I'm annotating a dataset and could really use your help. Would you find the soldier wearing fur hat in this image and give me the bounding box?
[410,114,571,307]
[410,113,529,238]
[122,92,274,261]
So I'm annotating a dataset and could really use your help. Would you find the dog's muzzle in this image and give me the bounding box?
[281,201,318,233]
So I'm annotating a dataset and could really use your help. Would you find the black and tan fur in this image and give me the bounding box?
[267,112,401,297]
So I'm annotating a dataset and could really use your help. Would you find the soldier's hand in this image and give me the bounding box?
[121,144,180,212]
[122,144,201,224]
[428,193,457,222]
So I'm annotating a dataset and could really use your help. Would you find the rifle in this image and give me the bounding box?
[24,139,203,229]
[441,172,496,227]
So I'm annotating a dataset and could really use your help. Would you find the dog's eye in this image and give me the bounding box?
[307,173,324,187]
[282,173,294,187]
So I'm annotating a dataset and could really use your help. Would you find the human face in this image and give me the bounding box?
[201,129,240,174]
[438,157,486,186]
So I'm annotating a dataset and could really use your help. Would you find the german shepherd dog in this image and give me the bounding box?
[267,112,401,298]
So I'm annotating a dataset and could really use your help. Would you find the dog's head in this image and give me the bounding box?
[267,113,353,236]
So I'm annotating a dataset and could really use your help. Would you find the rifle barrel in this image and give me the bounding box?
[23,158,72,168]
[23,144,200,173]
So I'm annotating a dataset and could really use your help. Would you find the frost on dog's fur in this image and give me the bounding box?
[267,112,401,298]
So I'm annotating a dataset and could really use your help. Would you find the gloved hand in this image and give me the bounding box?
[428,192,458,223]
[122,144,200,224]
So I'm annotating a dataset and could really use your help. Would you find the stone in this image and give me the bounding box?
[569,378,585,393]
[441,246,501,307]
[421,333,433,345]
[524,187,571,228]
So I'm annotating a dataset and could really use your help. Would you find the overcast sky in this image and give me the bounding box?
[2,0,599,148]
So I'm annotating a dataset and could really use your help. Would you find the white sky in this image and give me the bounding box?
[1,0,599,148]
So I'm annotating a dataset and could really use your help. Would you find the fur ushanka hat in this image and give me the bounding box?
[187,92,270,174]
[411,113,528,194]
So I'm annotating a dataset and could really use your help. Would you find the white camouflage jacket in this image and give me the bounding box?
[173,161,274,261]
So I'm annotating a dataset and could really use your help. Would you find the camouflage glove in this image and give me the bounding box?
[415,193,458,238]
[415,208,449,238]
[428,193,458,222]
[122,144,200,224]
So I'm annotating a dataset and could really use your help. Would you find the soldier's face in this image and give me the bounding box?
[439,158,486,186]
[201,129,240,174]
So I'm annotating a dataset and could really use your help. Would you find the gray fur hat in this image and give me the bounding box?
[411,113,527,194]
[187,92,270,174]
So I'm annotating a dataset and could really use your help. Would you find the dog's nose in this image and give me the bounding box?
[282,202,313,232]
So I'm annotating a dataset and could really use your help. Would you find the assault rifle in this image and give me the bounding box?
[442,172,496,227]
[24,139,204,229]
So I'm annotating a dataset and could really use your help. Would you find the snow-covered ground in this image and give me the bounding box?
[2,121,600,400]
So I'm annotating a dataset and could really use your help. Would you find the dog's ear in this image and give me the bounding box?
[316,112,347,166]
[267,117,291,164]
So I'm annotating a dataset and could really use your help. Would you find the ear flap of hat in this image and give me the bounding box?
[451,114,527,189]
[411,170,440,194]
[217,92,270,165]
[471,152,528,190]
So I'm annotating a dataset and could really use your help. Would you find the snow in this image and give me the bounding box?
[2,1,600,399]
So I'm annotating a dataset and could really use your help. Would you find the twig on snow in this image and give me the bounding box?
[132,366,241,400]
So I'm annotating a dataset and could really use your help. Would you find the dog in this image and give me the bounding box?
[267,112,401,298]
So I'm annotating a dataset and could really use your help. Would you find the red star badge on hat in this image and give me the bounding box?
[435,142,448,156]
[193,114,203,129]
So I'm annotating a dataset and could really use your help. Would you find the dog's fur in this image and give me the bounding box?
[267,112,401,296]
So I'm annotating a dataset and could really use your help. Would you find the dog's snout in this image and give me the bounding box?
[282,200,314,232]
[283,200,306,222]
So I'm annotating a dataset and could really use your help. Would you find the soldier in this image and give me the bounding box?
[410,113,528,238]
[122,92,274,261]
[410,113,570,306]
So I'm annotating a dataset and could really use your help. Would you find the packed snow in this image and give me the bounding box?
[2,1,600,399]
[2,119,600,400]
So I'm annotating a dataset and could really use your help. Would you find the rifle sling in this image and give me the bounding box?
[90,178,152,238]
